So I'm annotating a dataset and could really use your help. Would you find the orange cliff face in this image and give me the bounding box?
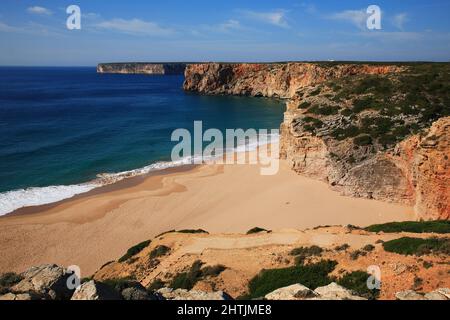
[183,62,402,98]
[183,62,449,221]
[391,117,450,220]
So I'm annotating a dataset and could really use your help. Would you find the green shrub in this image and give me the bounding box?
[118,240,151,262]
[309,88,321,96]
[309,105,339,115]
[365,221,450,234]
[334,244,350,251]
[354,135,372,146]
[298,101,311,109]
[362,244,375,252]
[170,260,226,290]
[101,276,139,293]
[177,229,209,234]
[383,237,450,256]
[337,271,380,300]
[246,227,270,235]
[242,260,337,300]
[0,272,23,294]
[149,245,171,259]
[147,279,165,292]
[290,245,323,256]
[201,265,227,277]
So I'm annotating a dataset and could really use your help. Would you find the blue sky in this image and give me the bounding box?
[0,0,449,65]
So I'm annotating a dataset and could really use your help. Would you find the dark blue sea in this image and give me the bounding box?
[0,67,284,214]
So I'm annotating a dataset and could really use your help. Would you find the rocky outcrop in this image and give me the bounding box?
[396,288,450,300]
[71,280,122,300]
[184,62,449,221]
[264,282,367,300]
[264,284,317,300]
[157,288,232,300]
[97,63,186,75]
[11,264,74,300]
[184,63,400,98]
[312,283,367,300]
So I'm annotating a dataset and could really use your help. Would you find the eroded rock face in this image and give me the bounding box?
[71,280,122,300]
[391,117,450,220]
[184,63,400,98]
[157,288,232,300]
[11,264,73,300]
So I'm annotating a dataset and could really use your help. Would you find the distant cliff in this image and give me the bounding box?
[184,62,450,221]
[97,63,186,75]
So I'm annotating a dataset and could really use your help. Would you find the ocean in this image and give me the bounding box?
[0,67,284,215]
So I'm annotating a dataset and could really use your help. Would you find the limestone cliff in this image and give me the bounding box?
[184,62,450,220]
[97,62,186,75]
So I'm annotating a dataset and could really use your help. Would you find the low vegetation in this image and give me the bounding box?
[365,221,450,234]
[383,237,450,256]
[246,227,271,234]
[149,245,171,259]
[118,240,151,263]
[170,260,226,290]
[300,63,450,154]
[337,271,380,300]
[240,260,337,300]
[147,279,165,292]
[0,272,23,294]
[177,229,209,234]
[290,245,323,265]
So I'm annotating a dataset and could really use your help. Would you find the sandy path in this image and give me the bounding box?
[0,157,413,276]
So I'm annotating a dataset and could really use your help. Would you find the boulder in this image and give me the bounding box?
[424,288,450,300]
[71,280,122,300]
[395,290,426,300]
[265,284,316,300]
[313,282,367,300]
[11,264,73,300]
[0,292,36,300]
[157,288,231,300]
[121,287,153,300]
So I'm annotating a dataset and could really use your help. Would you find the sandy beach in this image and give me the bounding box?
[0,148,414,276]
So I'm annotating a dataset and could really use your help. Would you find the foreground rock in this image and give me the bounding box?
[312,282,366,300]
[71,280,122,300]
[157,288,232,300]
[265,284,317,300]
[0,292,38,300]
[264,282,366,300]
[11,264,74,300]
[396,288,450,300]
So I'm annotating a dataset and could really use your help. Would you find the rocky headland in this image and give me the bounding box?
[183,62,450,221]
[97,62,186,75]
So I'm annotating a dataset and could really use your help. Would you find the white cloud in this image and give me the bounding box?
[217,19,241,32]
[27,6,52,15]
[328,9,367,30]
[242,9,290,28]
[392,13,408,30]
[95,18,175,36]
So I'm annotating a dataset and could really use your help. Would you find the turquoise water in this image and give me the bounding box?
[0,67,284,214]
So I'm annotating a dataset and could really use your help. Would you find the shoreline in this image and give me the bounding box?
[0,145,414,275]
